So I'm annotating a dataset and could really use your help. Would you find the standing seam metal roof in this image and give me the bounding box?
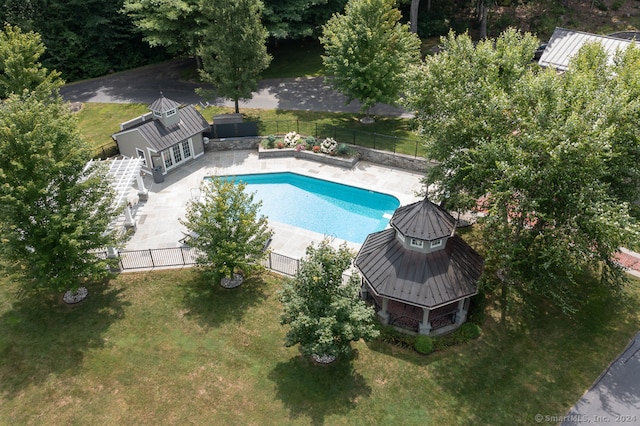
[391,198,457,241]
[539,27,640,72]
[113,105,210,152]
[355,229,483,309]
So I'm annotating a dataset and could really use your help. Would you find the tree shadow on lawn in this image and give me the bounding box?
[427,283,639,424]
[0,278,128,398]
[181,270,270,330]
[268,353,371,426]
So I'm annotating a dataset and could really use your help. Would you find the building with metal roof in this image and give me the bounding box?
[112,95,210,181]
[355,198,484,335]
[538,27,640,72]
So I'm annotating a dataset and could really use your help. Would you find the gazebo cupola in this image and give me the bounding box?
[148,94,182,128]
[390,197,457,254]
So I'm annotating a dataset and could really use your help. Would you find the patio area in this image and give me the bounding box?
[122,150,425,260]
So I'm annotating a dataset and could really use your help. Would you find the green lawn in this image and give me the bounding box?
[76,103,148,157]
[77,103,424,158]
[1,267,639,425]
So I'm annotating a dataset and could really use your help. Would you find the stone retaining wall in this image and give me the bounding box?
[205,137,432,173]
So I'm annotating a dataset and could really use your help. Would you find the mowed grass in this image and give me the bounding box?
[1,267,639,425]
[77,103,423,158]
[75,103,148,155]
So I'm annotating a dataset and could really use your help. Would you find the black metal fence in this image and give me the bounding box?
[105,247,301,277]
[259,120,424,158]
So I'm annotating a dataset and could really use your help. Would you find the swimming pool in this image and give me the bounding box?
[211,172,399,243]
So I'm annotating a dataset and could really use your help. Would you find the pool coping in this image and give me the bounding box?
[123,149,425,260]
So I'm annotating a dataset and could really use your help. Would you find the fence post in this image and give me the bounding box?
[296,120,299,134]
[149,249,155,267]
[315,123,318,139]
[415,140,419,158]
[181,247,186,265]
[353,130,356,145]
[276,121,279,135]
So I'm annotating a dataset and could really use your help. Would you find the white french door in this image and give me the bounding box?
[161,139,193,171]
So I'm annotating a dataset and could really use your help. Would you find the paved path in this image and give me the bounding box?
[60,57,412,118]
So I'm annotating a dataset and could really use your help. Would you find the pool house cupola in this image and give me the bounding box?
[149,94,181,128]
[391,197,457,254]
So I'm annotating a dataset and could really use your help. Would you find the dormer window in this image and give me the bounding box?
[410,238,424,248]
[430,239,443,248]
[166,108,177,117]
[153,110,162,117]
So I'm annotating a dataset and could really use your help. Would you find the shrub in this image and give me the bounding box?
[459,322,481,340]
[414,335,434,355]
[377,325,416,349]
[284,131,301,147]
[335,143,353,157]
[312,145,321,153]
[265,134,276,148]
[320,137,337,154]
[295,144,305,152]
[305,135,316,146]
[276,142,285,149]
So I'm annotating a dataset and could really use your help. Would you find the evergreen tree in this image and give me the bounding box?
[279,240,379,361]
[197,0,271,113]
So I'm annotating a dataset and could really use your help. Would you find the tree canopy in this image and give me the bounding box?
[0,93,122,293]
[197,0,272,113]
[403,29,640,317]
[279,240,379,360]
[121,0,201,57]
[0,23,62,99]
[263,0,347,39]
[320,0,421,120]
[180,178,273,284]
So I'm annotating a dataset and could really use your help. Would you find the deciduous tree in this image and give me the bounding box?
[121,0,201,57]
[0,93,122,294]
[197,0,271,113]
[320,0,421,122]
[0,23,62,99]
[279,239,379,361]
[263,0,347,39]
[403,29,640,318]
[180,178,273,286]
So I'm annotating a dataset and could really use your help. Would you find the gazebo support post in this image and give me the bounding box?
[378,297,390,325]
[455,299,467,325]
[419,308,432,335]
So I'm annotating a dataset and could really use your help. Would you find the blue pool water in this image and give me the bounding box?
[211,172,399,243]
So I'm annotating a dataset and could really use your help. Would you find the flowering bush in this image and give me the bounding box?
[284,131,301,148]
[295,144,305,152]
[312,145,321,153]
[277,142,285,149]
[320,138,337,154]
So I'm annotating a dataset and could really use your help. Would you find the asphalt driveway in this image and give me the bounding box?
[60,57,412,117]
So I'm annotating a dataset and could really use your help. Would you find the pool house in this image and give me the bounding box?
[355,198,484,336]
[112,95,210,179]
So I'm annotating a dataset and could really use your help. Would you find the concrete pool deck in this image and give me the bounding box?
[123,150,425,260]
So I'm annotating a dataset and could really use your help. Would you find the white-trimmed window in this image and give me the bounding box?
[166,108,177,117]
[410,238,424,248]
[430,239,443,248]
[136,148,147,166]
[153,110,162,117]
